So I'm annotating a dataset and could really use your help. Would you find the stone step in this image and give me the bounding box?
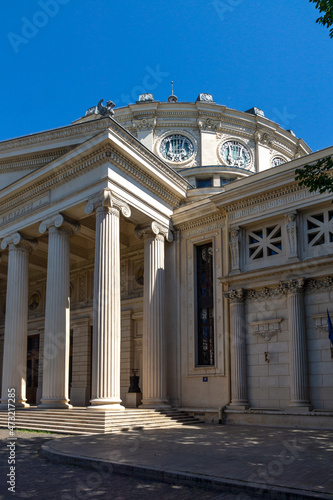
[0,420,191,434]
[0,408,203,434]
[0,413,201,423]
[0,419,200,430]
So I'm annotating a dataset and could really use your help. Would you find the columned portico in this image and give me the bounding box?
[0,234,37,408]
[287,278,312,410]
[85,189,131,409]
[39,215,79,409]
[225,289,250,410]
[135,222,172,408]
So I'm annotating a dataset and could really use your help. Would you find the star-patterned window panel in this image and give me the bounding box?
[306,210,333,247]
[248,225,282,261]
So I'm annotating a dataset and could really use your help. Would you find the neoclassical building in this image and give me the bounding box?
[0,93,332,428]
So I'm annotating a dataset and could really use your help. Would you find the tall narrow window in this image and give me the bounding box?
[196,243,214,366]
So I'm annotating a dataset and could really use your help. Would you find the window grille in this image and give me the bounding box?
[248,225,282,261]
[306,211,333,247]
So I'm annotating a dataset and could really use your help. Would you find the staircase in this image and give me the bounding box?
[0,408,203,435]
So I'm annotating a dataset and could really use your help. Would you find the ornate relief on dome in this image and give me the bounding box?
[155,130,198,166]
[271,156,287,168]
[132,118,156,131]
[197,117,221,131]
[254,130,275,147]
[217,139,254,171]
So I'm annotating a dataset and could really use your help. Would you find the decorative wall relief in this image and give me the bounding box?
[285,212,298,258]
[251,318,282,341]
[229,226,240,272]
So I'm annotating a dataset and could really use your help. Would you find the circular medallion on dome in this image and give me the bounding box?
[159,134,194,163]
[220,141,251,169]
[271,157,286,167]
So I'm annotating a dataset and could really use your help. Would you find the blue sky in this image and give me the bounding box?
[0,0,332,152]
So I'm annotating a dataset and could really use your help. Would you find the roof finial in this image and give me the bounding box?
[168,81,178,103]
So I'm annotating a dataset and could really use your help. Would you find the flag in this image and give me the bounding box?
[327,310,333,345]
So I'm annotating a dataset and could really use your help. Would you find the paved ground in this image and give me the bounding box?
[41,424,333,499]
[0,430,253,500]
[1,425,333,499]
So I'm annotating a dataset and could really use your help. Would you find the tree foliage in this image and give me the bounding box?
[295,156,333,194]
[309,0,333,38]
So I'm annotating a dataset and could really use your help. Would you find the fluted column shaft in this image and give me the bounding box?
[226,289,249,409]
[85,189,130,410]
[90,206,123,409]
[0,242,30,408]
[142,232,168,407]
[287,280,311,408]
[40,226,72,408]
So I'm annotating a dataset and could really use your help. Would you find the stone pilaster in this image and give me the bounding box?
[286,278,312,410]
[85,189,131,409]
[0,233,37,408]
[135,221,173,408]
[225,288,249,410]
[39,215,79,408]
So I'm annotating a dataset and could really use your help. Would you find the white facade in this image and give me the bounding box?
[0,94,332,428]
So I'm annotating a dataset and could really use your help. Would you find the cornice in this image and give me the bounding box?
[224,182,305,216]
[221,255,333,287]
[0,148,74,172]
[174,211,225,232]
[0,118,111,153]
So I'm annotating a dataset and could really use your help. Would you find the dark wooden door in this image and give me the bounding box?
[26,335,39,405]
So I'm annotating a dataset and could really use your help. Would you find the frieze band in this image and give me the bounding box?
[225,276,333,302]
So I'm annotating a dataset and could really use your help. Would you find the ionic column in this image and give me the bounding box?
[85,189,131,409]
[135,222,173,408]
[225,289,249,409]
[0,234,37,408]
[39,215,79,408]
[286,278,312,410]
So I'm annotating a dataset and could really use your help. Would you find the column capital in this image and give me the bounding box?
[84,189,131,218]
[1,232,37,252]
[39,214,80,236]
[134,221,173,242]
[224,288,245,303]
[285,278,305,295]
[285,211,297,223]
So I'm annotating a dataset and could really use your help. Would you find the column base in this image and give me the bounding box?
[288,401,313,412]
[227,401,250,411]
[0,401,30,409]
[140,398,170,409]
[39,399,72,409]
[88,398,124,410]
